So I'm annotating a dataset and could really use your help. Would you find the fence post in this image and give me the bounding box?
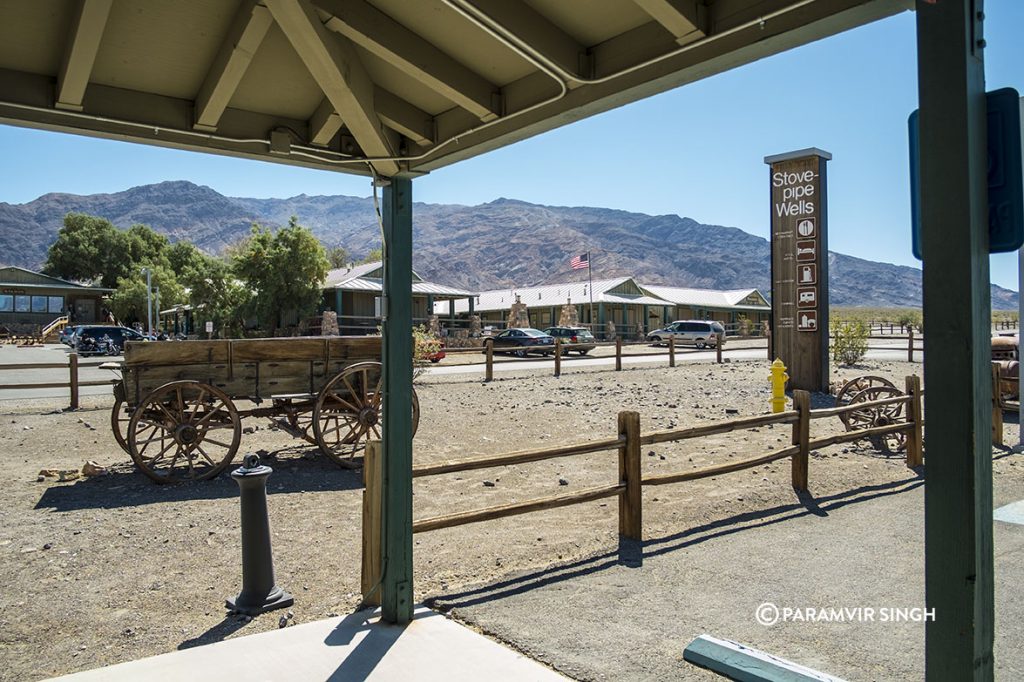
[905,375,924,467]
[992,362,1003,446]
[669,336,676,368]
[908,328,915,363]
[554,338,561,377]
[715,333,723,364]
[615,337,622,371]
[485,342,493,382]
[69,353,79,410]
[791,390,810,491]
[361,440,383,606]
[617,411,642,540]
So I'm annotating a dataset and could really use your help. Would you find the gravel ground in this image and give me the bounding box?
[0,356,999,680]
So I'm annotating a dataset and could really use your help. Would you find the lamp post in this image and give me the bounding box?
[140,267,152,336]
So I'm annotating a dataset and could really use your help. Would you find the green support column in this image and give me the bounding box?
[916,2,993,679]
[598,302,605,331]
[643,304,649,334]
[381,177,414,625]
[426,295,434,321]
[468,296,475,316]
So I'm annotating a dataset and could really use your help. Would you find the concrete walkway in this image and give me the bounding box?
[50,607,566,682]
[431,474,1024,681]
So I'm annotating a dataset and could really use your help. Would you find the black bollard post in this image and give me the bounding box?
[226,453,294,616]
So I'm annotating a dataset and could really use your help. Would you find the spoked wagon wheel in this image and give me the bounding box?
[843,386,907,453]
[110,383,131,454]
[313,361,420,466]
[835,375,896,426]
[127,380,241,483]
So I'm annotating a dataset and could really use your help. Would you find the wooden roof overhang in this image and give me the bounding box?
[0,0,911,180]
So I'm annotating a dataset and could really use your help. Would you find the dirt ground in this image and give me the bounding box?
[0,356,1012,680]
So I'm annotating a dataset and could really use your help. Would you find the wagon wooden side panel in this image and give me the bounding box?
[114,336,417,484]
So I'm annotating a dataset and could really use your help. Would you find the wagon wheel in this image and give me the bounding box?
[843,386,907,453]
[110,393,132,454]
[835,375,896,427]
[313,361,420,466]
[127,380,241,483]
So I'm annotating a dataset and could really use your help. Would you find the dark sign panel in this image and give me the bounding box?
[765,148,831,392]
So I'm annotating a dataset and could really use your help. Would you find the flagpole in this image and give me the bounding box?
[587,250,594,333]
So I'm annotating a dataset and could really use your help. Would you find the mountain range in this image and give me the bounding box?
[0,180,1017,309]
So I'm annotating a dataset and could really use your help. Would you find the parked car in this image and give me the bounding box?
[427,349,446,363]
[60,325,83,346]
[483,328,555,357]
[74,325,151,355]
[542,326,596,355]
[646,320,725,348]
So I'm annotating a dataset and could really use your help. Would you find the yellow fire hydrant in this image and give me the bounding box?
[769,358,789,413]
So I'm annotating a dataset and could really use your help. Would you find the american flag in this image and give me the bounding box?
[570,253,590,270]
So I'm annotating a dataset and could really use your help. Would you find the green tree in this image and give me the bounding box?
[231,218,329,334]
[43,213,120,285]
[326,246,349,269]
[166,240,207,279]
[186,257,251,338]
[109,264,183,328]
[358,247,382,264]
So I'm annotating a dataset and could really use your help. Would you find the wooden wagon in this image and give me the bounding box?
[109,336,418,483]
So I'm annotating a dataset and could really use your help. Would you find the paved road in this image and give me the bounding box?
[0,343,120,403]
[0,340,923,401]
[427,343,920,378]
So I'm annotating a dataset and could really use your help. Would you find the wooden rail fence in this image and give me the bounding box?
[360,378,924,603]
[0,353,115,409]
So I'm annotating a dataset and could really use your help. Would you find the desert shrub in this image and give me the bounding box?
[412,324,442,381]
[831,318,869,366]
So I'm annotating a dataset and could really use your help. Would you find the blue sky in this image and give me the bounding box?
[1,2,1022,291]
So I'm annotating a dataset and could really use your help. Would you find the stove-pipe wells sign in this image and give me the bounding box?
[765,148,831,392]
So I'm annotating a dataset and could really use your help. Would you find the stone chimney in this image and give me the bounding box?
[508,295,531,328]
[558,297,579,327]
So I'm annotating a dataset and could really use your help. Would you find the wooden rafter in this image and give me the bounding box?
[309,87,433,149]
[265,0,400,176]
[313,0,499,122]
[632,0,708,45]
[194,1,274,132]
[56,0,114,111]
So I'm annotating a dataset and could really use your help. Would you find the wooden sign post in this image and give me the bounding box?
[765,148,831,392]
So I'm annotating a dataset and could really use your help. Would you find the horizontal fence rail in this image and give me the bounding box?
[361,378,924,603]
[0,353,117,409]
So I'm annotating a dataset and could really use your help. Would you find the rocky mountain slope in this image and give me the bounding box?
[0,180,1017,308]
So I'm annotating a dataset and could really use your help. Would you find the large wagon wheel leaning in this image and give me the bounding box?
[835,375,896,427]
[843,385,907,453]
[126,380,241,483]
[313,361,420,466]
[110,383,131,454]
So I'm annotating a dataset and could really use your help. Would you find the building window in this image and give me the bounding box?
[31,296,48,312]
[0,295,11,311]
[15,295,30,312]
[48,296,64,313]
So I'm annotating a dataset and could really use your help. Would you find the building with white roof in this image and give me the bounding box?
[641,285,770,328]
[434,276,770,337]
[324,262,474,334]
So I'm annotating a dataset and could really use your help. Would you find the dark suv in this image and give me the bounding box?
[542,326,596,355]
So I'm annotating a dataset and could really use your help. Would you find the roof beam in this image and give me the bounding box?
[309,87,434,148]
[632,0,708,45]
[312,0,499,121]
[265,0,399,176]
[56,0,114,111]
[193,1,274,132]
[455,0,585,81]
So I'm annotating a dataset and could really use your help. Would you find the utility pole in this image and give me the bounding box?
[154,285,160,336]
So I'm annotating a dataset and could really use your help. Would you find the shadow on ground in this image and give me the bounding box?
[426,474,924,612]
[35,446,363,511]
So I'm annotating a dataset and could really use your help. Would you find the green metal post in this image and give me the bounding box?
[598,302,606,338]
[468,296,475,316]
[916,1,993,678]
[380,177,414,625]
[643,304,649,334]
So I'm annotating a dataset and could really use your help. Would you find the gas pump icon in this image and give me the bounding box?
[799,264,816,285]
